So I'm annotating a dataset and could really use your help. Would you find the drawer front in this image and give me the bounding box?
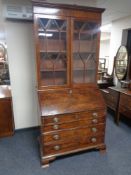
[120,93,131,109]
[108,88,119,97]
[43,135,104,155]
[119,105,131,118]
[104,88,119,110]
[106,95,117,110]
[42,116,105,133]
[43,124,105,143]
[42,110,105,126]
[103,91,119,109]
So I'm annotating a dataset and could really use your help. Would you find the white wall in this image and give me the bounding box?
[100,40,110,58]
[5,21,39,129]
[99,39,110,68]
[109,15,131,75]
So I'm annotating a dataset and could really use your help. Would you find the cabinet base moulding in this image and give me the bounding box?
[41,143,106,168]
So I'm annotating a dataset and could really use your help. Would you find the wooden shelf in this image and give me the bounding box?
[38,29,96,34]
[73,68,95,71]
[73,52,95,54]
[38,29,66,33]
[40,50,66,53]
[40,69,66,72]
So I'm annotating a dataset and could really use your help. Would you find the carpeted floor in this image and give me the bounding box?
[0,112,131,175]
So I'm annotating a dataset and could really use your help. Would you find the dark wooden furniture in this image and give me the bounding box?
[101,86,131,124]
[101,87,120,122]
[101,87,120,111]
[33,1,106,168]
[0,85,14,138]
[117,90,131,124]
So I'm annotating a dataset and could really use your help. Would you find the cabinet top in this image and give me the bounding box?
[109,86,131,96]
[32,1,105,13]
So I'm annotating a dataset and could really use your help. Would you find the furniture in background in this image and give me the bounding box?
[101,45,131,125]
[33,1,106,168]
[98,58,107,80]
[101,87,131,125]
[97,58,114,89]
[101,87,120,123]
[0,85,14,138]
[118,90,131,124]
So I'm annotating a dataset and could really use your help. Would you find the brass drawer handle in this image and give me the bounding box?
[53,117,59,123]
[91,137,97,143]
[92,112,98,117]
[53,134,60,140]
[69,89,72,94]
[54,145,60,151]
[92,119,98,124]
[92,127,97,132]
[53,125,59,130]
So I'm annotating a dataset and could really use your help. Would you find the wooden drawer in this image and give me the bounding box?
[42,110,105,126]
[42,116,105,133]
[119,105,131,118]
[120,93,131,109]
[119,93,131,118]
[105,88,119,110]
[43,135,104,156]
[0,98,14,138]
[43,124,105,143]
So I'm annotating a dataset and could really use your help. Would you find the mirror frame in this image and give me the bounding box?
[0,43,6,61]
[0,43,10,85]
[114,45,128,81]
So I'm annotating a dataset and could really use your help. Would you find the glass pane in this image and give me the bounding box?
[38,17,67,86]
[73,20,98,84]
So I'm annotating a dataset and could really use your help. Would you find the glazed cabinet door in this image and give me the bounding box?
[72,19,100,84]
[34,14,70,88]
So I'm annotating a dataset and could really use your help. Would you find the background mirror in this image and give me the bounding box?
[0,43,10,85]
[115,45,128,80]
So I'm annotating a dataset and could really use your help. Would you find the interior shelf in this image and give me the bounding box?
[40,69,67,72]
[73,68,95,71]
[40,50,66,53]
[38,29,66,33]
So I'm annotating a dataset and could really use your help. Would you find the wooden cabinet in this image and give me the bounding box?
[102,88,119,110]
[0,85,14,138]
[33,1,106,167]
[101,87,120,122]
[101,86,131,124]
[117,91,131,124]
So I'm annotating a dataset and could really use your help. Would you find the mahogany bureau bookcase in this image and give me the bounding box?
[32,1,106,167]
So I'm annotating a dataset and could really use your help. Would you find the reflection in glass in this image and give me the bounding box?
[73,20,98,83]
[38,18,68,86]
[115,46,128,80]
